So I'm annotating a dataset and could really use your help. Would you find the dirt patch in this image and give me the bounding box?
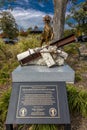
[71,114,87,130]
[0,84,10,97]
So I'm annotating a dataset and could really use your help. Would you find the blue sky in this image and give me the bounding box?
[0,0,85,30]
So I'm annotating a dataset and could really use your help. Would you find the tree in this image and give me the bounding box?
[66,1,87,35]
[34,26,39,31]
[83,1,87,11]
[27,27,32,33]
[39,0,79,40]
[1,0,79,40]
[39,0,68,39]
[53,0,68,39]
[0,0,15,7]
[0,11,19,39]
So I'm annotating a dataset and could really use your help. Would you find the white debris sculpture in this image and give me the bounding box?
[17,45,68,68]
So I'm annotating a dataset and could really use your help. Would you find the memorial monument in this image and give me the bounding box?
[6,16,76,130]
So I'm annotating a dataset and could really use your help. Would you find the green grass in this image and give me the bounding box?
[0,88,11,123]
[17,124,58,130]
[0,34,40,84]
[67,84,87,117]
[31,124,57,130]
[75,72,83,82]
[64,43,80,55]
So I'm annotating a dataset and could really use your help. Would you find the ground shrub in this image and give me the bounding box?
[75,72,83,82]
[67,84,87,117]
[64,43,78,55]
[0,88,11,123]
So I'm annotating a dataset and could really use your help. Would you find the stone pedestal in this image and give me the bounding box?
[12,64,75,83]
[6,64,74,130]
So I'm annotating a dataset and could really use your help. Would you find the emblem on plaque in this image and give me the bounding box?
[19,108,27,117]
[49,108,57,117]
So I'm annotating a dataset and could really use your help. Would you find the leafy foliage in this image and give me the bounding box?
[0,88,11,123]
[64,29,76,37]
[0,11,19,39]
[0,40,19,84]
[17,124,57,130]
[67,84,87,117]
[75,72,82,82]
[19,34,41,51]
[64,43,78,55]
[32,124,57,130]
[0,0,15,7]
[20,31,28,37]
[66,1,87,35]
[0,34,41,84]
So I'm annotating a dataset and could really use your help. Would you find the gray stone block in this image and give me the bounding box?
[12,64,75,83]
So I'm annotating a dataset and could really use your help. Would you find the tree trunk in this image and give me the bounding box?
[53,0,67,40]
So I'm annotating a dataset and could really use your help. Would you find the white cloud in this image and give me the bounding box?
[0,7,53,30]
[0,7,69,30]
[11,8,49,30]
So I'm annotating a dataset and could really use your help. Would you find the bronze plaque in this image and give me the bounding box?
[6,82,70,124]
[16,85,60,119]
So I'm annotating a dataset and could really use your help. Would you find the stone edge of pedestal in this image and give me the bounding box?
[12,65,75,83]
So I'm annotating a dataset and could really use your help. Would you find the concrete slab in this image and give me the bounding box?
[12,64,75,83]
